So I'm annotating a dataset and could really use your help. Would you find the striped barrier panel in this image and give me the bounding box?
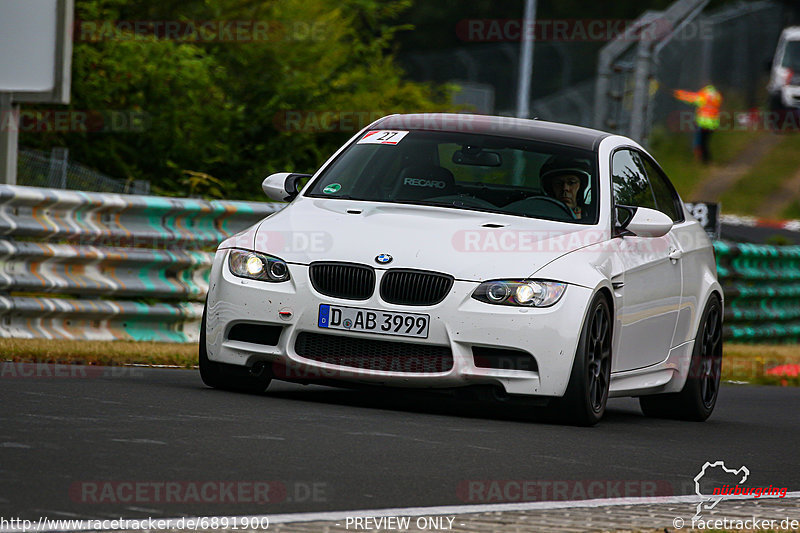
[0,184,794,345]
[715,241,800,342]
[0,185,283,343]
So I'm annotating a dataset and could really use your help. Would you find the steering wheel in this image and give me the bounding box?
[502,195,576,219]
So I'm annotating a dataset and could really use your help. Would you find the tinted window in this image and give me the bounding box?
[641,156,682,221]
[611,149,656,209]
[781,40,800,71]
[307,130,600,224]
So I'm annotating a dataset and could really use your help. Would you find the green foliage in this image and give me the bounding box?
[782,201,800,220]
[21,0,453,199]
[719,133,800,215]
[766,234,794,246]
[395,0,761,52]
[648,126,763,199]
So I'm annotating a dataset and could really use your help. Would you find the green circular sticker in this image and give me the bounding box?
[323,183,342,194]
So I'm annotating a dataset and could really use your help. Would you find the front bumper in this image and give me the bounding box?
[205,250,592,397]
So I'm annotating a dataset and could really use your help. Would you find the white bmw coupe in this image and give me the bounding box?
[201,114,723,425]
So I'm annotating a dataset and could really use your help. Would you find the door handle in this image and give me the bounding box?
[669,248,683,261]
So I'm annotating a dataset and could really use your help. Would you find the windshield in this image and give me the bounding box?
[306,130,599,224]
[781,40,800,71]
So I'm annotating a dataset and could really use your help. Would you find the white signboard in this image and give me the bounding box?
[0,0,73,103]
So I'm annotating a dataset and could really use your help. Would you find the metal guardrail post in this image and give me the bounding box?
[629,40,653,143]
[47,147,69,189]
[0,93,18,185]
[595,0,710,142]
[515,0,538,119]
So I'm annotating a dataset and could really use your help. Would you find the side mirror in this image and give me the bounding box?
[615,205,636,230]
[620,206,673,238]
[262,172,312,202]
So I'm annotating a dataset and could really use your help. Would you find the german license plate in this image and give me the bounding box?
[318,304,429,338]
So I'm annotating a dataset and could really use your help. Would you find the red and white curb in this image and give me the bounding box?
[721,214,800,232]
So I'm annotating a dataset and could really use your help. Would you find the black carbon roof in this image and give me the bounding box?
[373,114,611,151]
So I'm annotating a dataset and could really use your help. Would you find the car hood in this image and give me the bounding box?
[222,198,606,281]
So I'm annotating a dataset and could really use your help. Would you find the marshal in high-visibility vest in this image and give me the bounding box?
[673,85,722,164]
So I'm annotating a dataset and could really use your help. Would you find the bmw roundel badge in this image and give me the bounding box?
[375,254,393,265]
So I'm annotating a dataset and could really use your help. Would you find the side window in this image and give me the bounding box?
[641,156,683,222]
[782,40,800,70]
[611,149,656,209]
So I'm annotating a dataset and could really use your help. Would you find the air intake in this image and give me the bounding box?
[295,332,453,373]
[472,346,538,372]
[227,323,283,346]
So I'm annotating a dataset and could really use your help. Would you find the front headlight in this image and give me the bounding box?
[228,249,290,282]
[472,280,566,307]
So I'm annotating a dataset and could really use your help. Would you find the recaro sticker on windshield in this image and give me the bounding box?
[357,130,409,145]
[323,183,342,194]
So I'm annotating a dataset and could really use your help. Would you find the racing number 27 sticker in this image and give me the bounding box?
[357,130,409,145]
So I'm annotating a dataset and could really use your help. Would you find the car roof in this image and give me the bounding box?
[782,27,800,40]
[372,113,611,151]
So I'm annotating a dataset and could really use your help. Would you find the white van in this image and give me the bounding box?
[768,27,800,111]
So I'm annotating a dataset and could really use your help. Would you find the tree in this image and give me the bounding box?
[21,0,452,199]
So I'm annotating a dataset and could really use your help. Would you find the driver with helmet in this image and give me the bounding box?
[539,156,591,220]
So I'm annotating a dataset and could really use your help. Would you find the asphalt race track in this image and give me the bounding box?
[1,364,798,521]
[721,222,800,244]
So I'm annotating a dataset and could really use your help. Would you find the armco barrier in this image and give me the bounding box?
[0,185,282,342]
[0,184,795,345]
[715,241,800,342]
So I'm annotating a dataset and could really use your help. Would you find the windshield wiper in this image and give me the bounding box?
[308,194,369,201]
[406,199,499,213]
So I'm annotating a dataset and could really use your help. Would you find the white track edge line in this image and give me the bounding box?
[4,491,799,532]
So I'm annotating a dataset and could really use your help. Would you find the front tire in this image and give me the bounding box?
[199,304,271,394]
[639,295,722,421]
[558,294,612,426]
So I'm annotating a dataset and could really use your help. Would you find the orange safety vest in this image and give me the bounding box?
[674,85,722,130]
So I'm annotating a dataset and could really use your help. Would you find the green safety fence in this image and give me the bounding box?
[715,241,800,343]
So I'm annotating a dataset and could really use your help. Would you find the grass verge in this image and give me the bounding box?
[0,338,197,368]
[648,128,763,199]
[1,338,799,386]
[723,344,800,386]
[718,132,800,215]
